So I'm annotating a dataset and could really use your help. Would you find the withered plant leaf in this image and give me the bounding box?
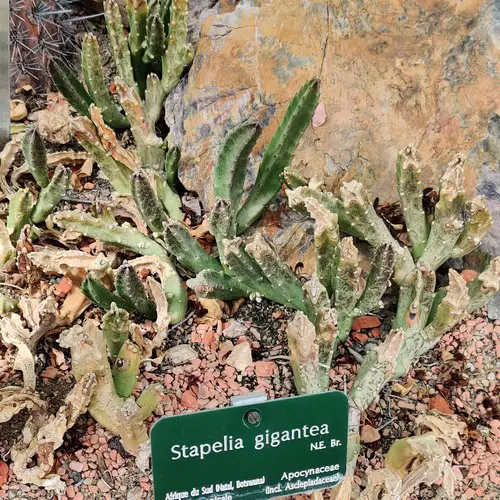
[11,373,96,492]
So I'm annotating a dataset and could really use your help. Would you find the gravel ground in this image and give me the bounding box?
[0,298,498,499]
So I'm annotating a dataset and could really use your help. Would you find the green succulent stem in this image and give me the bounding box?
[163,218,224,273]
[395,147,429,259]
[31,165,71,224]
[49,60,93,119]
[7,189,32,244]
[131,169,167,233]
[104,0,136,89]
[102,303,131,361]
[82,276,135,313]
[112,340,141,397]
[417,157,466,271]
[22,128,49,188]
[71,116,131,195]
[236,79,320,233]
[115,263,157,320]
[52,211,168,257]
[82,34,129,129]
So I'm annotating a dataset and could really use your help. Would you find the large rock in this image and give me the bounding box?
[173,0,499,265]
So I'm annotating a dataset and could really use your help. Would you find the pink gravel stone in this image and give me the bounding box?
[255,361,277,378]
[68,461,84,473]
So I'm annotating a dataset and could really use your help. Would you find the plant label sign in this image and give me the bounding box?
[151,391,348,500]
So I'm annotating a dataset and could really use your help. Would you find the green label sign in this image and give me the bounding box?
[151,391,348,499]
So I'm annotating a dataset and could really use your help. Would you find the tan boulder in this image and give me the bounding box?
[179,0,498,205]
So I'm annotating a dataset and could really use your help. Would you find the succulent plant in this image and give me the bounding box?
[50,0,192,171]
[163,79,320,298]
[53,79,319,322]
[281,196,395,394]
[82,262,157,322]
[60,320,162,455]
[285,146,500,491]
[1,129,71,252]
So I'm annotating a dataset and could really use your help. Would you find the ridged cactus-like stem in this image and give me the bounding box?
[52,211,167,257]
[144,74,166,130]
[143,15,166,64]
[209,199,235,260]
[82,276,135,313]
[340,180,414,283]
[417,157,466,271]
[395,147,429,259]
[136,383,163,421]
[161,0,193,95]
[334,237,361,337]
[223,237,284,303]
[7,189,32,243]
[127,255,187,324]
[286,312,323,395]
[49,59,93,119]
[245,233,315,316]
[154,170,183,221]
[236,79,320,233]
[301,196,340,297]
[82,34,129,129]
[71,117,132,195]
[22,128,49,188]
[112,340,141,397]
[213,122,262,213]
[452,196,492,258]
[164,146,181,192]
[421,270,469,342]
[355,244,395,315]
[31,165,71,224]
[127,0,147,59]
[104,0,135,88]
[102,303,130,361]
[115,263,157,321]
[163,218,224,273]
[286,186,362,238]
[349,330,405,412]
[131,169,167,234]
[115,80,165,170]
[393,268,435,331]
[187,270,250,300]
[59,321,157,455]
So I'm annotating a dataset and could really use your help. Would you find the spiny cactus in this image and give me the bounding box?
[60,320,162,455]
[50,0,191,170]
[10,0,74,92]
